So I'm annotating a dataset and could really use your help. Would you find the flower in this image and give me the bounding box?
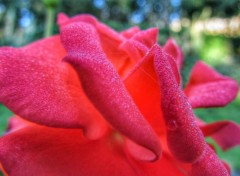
[0,13,239,176]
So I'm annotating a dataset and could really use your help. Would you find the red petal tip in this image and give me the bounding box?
[185,61,239,108]
[57,13,69,25]
[154,46,205,163]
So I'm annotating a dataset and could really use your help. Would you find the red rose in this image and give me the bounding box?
[0,13,239,176]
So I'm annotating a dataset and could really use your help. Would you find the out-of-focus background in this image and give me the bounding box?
[0,0,239,175]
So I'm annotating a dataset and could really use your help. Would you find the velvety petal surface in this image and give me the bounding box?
[189,145,229,176]
[0,126,140,176]
[200,120,240,150]
[154,45,206,163]
[184,61,239,108]
[0,37,108,139]
[60,22,161,161]
[57,13,128,74]
[123,45,180,136]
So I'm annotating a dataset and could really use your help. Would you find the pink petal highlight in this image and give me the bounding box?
[60,22,161,161]
[154,45,205,163]
[6,116,33,134]
[189,145,229,176]
[184,61,239,108]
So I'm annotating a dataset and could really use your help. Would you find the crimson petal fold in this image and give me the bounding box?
[153,45,206,163]
[60,22,161,161]
[57,13,128,73]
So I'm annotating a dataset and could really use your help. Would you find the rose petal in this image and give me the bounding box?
[60,22,161,161]
[57,13,70,25]
[123,45,180,135]
[123,45,165,135]
[184,61,239,108]
[222,161,231,175]
[120,28,159,62]
[121,26,141,39]
[154,45,205,163]
[22,35,66,62]
[0,126,139,176]
[57,13,128,74]
[134,153,189,176]
[189,145,229,176]
[200,120,240,150]
[6,116,34,133]
[0,37,108,139]
[163,38,184,69]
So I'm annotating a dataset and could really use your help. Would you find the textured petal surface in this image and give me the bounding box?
[0,126,139,176]
[57,13,128,74]
[200,120,240,150]
[184,61,239,108]
[154,45,206,163]
[189,145,229,176]
[0,37,108,139]
[60,22,161,161]
[123,45,181,135]
[163,38,184,69]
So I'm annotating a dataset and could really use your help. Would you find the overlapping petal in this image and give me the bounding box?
[123,45,181,135]
[121,26,141,39]
[134,153,188,176]
[200,120,240,150]
[184,61,239,108]
[57,13,128,74]
[163,38,184,69]
[0,37,108,139]
[189,145,229,176]
[0,12,238,176]
[6,116,34,133]
[0,126,139,176]
[60,22,161,161]
[120,28,158,62]
[123,45,165,135]
[154,45,206,163]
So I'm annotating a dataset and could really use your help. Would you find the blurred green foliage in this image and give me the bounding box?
[0,104,12,135]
